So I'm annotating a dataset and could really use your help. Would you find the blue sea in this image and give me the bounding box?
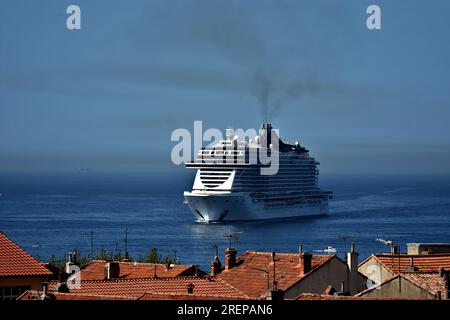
[1,173,450,269]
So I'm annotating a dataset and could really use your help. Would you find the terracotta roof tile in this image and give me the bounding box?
[295,293,409,300]
[51,293,131,300]
[373,254,450,274]
[402,273,446,295]
[50,276,248,299]
[80,260,198,280]
[137,292,247,300]
[17,290,131,300]
[356,272,446,298]
[217,251,335,299]
[0,232,53,278]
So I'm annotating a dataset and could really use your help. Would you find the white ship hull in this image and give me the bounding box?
[183,123,332,223]
[184,191,328,222]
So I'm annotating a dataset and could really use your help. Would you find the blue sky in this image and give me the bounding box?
[1,0,450,174]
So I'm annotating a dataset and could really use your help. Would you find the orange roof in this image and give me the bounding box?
[80,260,198,280]
[217,251,335,299]
[295,293,410,300]
[137,292,247,300]
[402,273,446,296]
[364,254,450,274]
[17,290,131,300]
[356,272,446,297]
[50,276,248,299]
[0,232,52,278]
[51,293,131,300]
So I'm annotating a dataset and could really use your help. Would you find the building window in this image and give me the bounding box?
[1,286,30,301]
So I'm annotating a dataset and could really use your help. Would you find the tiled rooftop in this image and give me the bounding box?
[17,290,131,300]
[402,273,446,295]
[367,254,450,273]
[217,251,335,299]
[0,231,53,278]
[80,260,198,280]
[51,293,131,300]
[295,293,408,300]
[356,272,447,298]
[50,276,248,299]
[137,292,247,300]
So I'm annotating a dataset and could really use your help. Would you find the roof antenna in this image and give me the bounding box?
[224,232,243,250]
[225,233,233,249]
[340,234,356,261]
[376,238,395,253]
[213,244,219,257]
[272,252,278,291]
[91,231,94,258]
[376,238,400,273]
[124,228,129,261]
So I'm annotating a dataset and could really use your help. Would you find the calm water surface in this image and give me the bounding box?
[1,173,449,269]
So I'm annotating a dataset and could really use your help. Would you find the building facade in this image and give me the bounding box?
[0,232,52,300]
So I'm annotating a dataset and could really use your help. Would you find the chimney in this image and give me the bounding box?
[210,255,222,276]
[40,282,49,300]
[225,248,237,271]
[65,250,80,274]
[406,257,418,272]
[265,289,284,300]
[69,251,77,264]
[299,250,312,276]
[57,283,69,293]
[391,245,399,255]
[104,262,120,280]
[347,243,359,270]
[347,242,359,295]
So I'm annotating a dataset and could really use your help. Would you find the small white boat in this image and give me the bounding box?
[323,246,337,253]
[314,246,337,253]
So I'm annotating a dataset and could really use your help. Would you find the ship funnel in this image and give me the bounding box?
[259,123,273,148]
[225,127,235,140]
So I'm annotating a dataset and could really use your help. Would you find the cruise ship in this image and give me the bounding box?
[183,123,332,222]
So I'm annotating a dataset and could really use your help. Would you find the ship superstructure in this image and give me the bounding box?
[183,123,332,222]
